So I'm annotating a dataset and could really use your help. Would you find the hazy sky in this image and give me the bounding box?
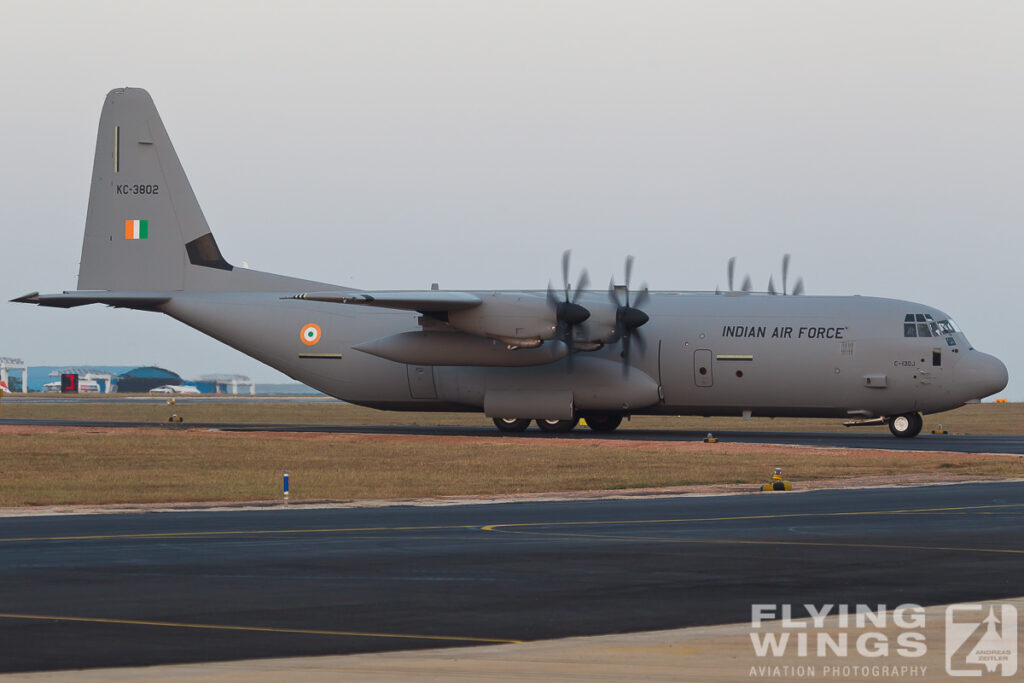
[2,1,1021,399]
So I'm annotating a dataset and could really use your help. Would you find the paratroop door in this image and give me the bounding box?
[694,349,713,387]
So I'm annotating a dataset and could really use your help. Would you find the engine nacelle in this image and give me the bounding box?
[447,293,557,344]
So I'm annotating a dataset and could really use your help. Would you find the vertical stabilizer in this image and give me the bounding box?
[79,88,219,291]
[76,88,334,293]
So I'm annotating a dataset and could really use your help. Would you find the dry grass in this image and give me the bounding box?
[0,397,1020,435]
[1,426,1021,507]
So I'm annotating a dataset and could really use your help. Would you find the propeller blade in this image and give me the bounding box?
[546,282,558,309]
[782,254,790,295]
[727,257,735,292]
[768,276,776,295]
[741,275,752,293]
[620,329,647,376]
[608,276,621,307]
[792,278,805,296]
[624,255,634,289]
[633,328,646,354]
[561,250,571,300]
[572,269,590,303]
[633,285,650,311]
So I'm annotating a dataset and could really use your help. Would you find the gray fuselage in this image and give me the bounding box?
[159,288,1007,420]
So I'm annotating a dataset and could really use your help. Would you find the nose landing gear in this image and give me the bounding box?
[888,412,923,438]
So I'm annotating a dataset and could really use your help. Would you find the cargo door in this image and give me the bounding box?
[694,349,713,387]
[407,365,437,399]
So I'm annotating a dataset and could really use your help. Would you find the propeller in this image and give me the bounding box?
[608,255,650,374]
[547,250,591,368]
[725,257,752,294]
[781,254,804,295]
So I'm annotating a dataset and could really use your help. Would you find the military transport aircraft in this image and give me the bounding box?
[13,88,1008,437]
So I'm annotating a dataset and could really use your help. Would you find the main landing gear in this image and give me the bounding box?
[581,414,624,433]
[888,412,923,438]
[536,418,579,433]
[492,415,625,434]
[492,417,531,433]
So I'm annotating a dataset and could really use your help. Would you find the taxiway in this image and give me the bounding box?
[1,481,1022,672]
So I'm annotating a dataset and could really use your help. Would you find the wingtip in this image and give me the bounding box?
[10,291,40,304]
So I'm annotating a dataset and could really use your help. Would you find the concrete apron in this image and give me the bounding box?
[7,597,1023,682]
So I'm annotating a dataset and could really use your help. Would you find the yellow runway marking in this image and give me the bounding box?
[484,528,1024,556]
[480,502,1024,532]
[480,502,1024,556]
[0,613,522,644]
[0,524,476,544]
[3,503,1020,544]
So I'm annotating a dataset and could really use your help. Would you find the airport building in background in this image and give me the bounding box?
[10,361,318,395]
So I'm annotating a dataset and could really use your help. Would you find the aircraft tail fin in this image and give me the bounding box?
[78,88,330,293]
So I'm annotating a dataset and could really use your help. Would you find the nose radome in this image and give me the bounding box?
[988,353,1010,396]
[958,351,1008,400]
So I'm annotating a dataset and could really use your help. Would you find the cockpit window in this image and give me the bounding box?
[904,315,960,338]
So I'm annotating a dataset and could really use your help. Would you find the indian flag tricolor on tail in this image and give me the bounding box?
[124,219,149,240]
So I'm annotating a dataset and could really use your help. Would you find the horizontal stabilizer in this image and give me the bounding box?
[284,291,482,313]
[11,291,170,310]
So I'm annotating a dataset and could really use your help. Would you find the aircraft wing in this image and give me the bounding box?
[284,291,482,313]
[11,291,171,310]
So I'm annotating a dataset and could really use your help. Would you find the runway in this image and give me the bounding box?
[1,416,1022,453]
[2,481,1023,673]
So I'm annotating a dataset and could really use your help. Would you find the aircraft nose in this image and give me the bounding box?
[956,351,1008,400]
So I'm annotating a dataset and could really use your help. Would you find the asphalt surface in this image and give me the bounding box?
[1,416,1022,453]
[1,482,1023,673]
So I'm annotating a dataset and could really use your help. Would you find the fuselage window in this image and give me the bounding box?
[932,350,942,366]
[946,336,956,346]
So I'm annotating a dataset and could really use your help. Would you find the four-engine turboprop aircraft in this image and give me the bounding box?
[13,89,1009,437]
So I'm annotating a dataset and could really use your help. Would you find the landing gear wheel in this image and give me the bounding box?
[583,414,623,433]
[536,418,579,433]
[888,412,923,438]
[493,417,530,433]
